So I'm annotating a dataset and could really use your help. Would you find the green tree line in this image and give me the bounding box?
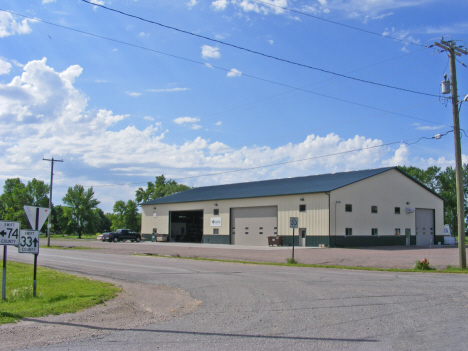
[0,175,190,238]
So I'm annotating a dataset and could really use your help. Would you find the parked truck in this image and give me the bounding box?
[102,229,141,243]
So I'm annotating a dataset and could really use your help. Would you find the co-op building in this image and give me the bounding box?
[140,167,444,247]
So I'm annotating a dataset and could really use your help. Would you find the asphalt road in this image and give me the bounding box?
[5,248,468,351]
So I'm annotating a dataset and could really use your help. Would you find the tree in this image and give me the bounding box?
[62,185,100,238]
[0,178,50,229]
[135,175,191,203]
[110,200,140,232]
[94,208,112,233]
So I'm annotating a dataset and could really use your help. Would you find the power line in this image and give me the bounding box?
[251,0,425,47]
[1,10,443,130]
[80,0,439,98]
[60,131,451,188]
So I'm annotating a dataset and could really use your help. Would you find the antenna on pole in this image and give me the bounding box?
[42,157,63,247]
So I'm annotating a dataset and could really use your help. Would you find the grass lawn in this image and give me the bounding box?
[0,261,120,324]
[39,245,99,250]
[41,234,99,240]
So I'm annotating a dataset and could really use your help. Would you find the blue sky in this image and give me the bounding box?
[1,0,467,212]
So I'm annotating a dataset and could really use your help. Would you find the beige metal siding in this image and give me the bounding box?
[141,193,330,243]
[330,169,444,239]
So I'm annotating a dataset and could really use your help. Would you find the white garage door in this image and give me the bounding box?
[415,208,434,246]
[231,206,278,246]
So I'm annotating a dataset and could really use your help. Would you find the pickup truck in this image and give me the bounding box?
[102,229,141,243]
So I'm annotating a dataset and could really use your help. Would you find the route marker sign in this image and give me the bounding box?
[0,221,20,246]
[19,230,39,254]
[290,217,299,229]
[24,206,50,231]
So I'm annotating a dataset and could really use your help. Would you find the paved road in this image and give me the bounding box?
[6,248,468,351]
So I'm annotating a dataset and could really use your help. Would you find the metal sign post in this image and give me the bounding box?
[1,221,21,300]
[290,217,298,262]
[23,206,50,298]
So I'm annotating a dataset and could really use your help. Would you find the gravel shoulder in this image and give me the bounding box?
[0,276,201,351]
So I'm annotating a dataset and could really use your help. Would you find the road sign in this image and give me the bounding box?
[24,206,50,230]
[290,217,298,229]
[0,221,20,246]
[18,230,39,254]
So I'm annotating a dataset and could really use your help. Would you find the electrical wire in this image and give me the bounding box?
[250,0,425,47]
[1,10,445,132]
[56,130,453,188]
[80,0,440,98]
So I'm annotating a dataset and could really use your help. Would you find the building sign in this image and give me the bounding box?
[153,211,157,218]
[211,217,222,227]
[18,230,39,254]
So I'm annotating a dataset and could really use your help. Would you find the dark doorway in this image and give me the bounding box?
[170,210,203,243]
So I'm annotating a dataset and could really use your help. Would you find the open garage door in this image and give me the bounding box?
[230,206,277,246]
[170,210,203,243]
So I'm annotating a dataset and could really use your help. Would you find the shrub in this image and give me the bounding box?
[286,257,299,264]
[414,258,433,270]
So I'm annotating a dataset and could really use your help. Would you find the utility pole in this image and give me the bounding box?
[434,39,467,268]
[43,157,63,247]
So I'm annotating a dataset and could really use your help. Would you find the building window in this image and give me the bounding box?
[259,232,263,235]
[259,227,263,230]
[371,206,378,213]
[372,228,378,236]
[395,207,400,214]
[214,209,219,215]
[345,204,352,212]
[345,228,353,236]
[395,228,401,235]
[213,228,219,235]
[299,204,306,212]
[245,232,249,235]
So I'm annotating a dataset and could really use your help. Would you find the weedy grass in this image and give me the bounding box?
[0,261,120,324]
[135,253,468,273]
[39,245,99,250]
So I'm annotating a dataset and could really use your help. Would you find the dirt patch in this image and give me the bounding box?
[0,278,201,351]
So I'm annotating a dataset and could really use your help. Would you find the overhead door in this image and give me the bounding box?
[231,206,278,246]
[415,209,434,246]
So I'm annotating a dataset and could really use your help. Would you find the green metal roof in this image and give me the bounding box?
[141,167,424,205]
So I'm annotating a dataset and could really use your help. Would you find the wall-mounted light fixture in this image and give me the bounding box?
[406,202,410,205]
[214,203,218,206]
[300,198,304,201]
[336,201,341,204]
[153,207,157,209]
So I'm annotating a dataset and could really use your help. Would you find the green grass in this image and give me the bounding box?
[135,253,468,274]
[39,245,99,250]
[40,234,99,240]
[0,261,120,324]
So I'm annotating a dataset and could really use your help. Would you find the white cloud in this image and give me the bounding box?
[126,92,142,97]
[144,116,155,121]
[0,12,33,38]
[227,68,242,77]
[268,39,274,45]
[382,144,409,166]
[42,0,56,3]
[147,87,189,93]
[235,0,287,15]
[90,0,104,4]
[174,117,200,125]
[191,124,202,130]
[0,58,12,75]
[187,0,198,8]
[138,32,149,37]
[205,63,214,68]
[212,0,228,11]
[201,45,221,59]
[215,121,222,126]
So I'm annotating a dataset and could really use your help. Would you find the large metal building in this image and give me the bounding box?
[140,167,444,247]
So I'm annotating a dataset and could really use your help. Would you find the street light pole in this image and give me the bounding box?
[43,157,63,247]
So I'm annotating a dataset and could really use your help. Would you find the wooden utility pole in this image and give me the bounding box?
[434,39,467,268]
[43,157,63,247]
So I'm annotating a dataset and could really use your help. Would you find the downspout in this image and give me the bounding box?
[326,192,330,248]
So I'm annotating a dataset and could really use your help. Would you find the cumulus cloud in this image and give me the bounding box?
[174,117,200,125]
[235,0,287,15]
[138,32,149,37]
[215,121,222,126]
[42,0,56,3]
[0,58,12,75]
[0,12,33,38]
[144,116,155,121]
[227,68,242,77]
[212,0,229,11]
[201,45,221,59]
